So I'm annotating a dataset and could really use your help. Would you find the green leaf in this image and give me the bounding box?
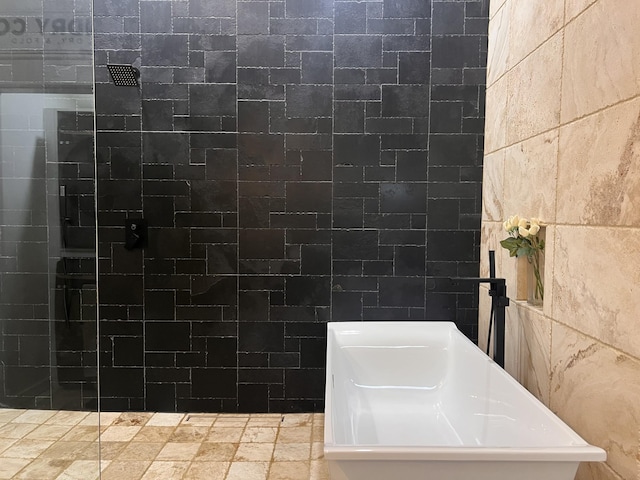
[500,238,520,257]
[517,246,532,257]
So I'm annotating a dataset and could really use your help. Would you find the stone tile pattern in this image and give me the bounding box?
[0,409,327,480]
[481,0,640,479]
[93,0,488,413]
[0,0,98,410]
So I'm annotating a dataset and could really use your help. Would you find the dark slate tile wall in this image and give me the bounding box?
[95,0,488,413]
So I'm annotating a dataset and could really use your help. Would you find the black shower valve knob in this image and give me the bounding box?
[125,218,147,250]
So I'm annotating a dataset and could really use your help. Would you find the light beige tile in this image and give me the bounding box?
[276,426,311,443]
[310,442,324,460]
[481,149,504,222]
[0,423,39,439]
[13,458,72,480]
[310,459,330,480]
[562,0,640,122]
[60,426,100,443]
[280,414,311,427]
[557,97,640,226]
[44,411,89,426]
[206,427,244,443]
[100,460,150,480]
[183,414,217,427]
[553,226,640,358]
[2,439,54,459]
[246,415,283,427]
[268,461,310,480]
[550,324,640,480]
[0,409,25,423]
[311,425,323,443]
[169,426,210,443]
[565,0,597,23]
[273,442,311,461]
[479,221,506,279]
[146,413,185,427]
[76,442,100,461]
[247,415,282,428]
[55,460,101,480]
[575,460,626,480]
[507,31,562,144]
[12,410,57,425]
[40,441,92,460]
[213,415,250,428]
[97,412,121,427]
[115,442,164,461]
[0,457,31,479]
[507,0,564,68]
[112,412,152,427]
[25,424,73,441]
[155,442,200,461]
[76,413,100,427]
[484,75,508,153]
[477,284,492,355]
[503,130,558,223]
[517,302,552,405]
[141,461,190,480]
[241,427,278,443]
[183,461,229,480]
[132,426,176,443]
[100,425,142,442]
[94,441,127,460]
[0,437,17,454]
[234,442,274,461]
[486,0,510,86]
[503,300,521,379]
[489,0,508,19]
[193,442,237,462]
[225,461,269,480]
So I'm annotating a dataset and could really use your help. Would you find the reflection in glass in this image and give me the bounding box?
[0,1,97,412]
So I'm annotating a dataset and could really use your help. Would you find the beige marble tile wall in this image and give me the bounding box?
[481,0,640,479]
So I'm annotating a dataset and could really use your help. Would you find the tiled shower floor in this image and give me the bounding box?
[0,409,329,479]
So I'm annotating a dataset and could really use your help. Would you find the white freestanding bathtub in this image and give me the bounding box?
[324,321,606,480]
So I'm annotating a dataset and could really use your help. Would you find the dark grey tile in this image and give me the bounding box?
[285,0,333,18]
[205,51,237,83]
[286,85,332,118]
[141,2,172,33]
[383,0,431,19]
[238,2,270,34]
[335,2,367,33]
[142,35,189,66]
[238,35,285,67]
[335,35,383,68]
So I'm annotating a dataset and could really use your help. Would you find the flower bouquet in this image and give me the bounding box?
[500,215,545,303]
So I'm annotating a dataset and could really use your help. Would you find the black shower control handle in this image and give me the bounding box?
[125,219,146,250]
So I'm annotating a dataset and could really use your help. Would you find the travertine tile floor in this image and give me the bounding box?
[0,409,329,480]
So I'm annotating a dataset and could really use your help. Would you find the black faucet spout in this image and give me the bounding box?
[426,251,510,368]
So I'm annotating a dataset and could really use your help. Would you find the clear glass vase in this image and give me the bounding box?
[527,250,544,306]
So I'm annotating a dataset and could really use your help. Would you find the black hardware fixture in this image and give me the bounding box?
[107,64,140,87]
[426,250,510,368]
[125,218,147,250]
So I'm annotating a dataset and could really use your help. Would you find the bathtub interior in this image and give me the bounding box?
[326,322,595,450]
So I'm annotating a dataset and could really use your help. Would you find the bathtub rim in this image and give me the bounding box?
[324,321,607,464]
[323,445,606,462]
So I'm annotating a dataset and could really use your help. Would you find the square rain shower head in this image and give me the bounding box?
[107,64,140,87]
